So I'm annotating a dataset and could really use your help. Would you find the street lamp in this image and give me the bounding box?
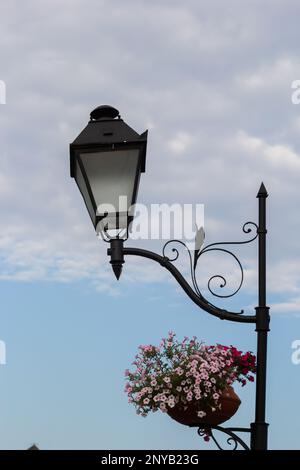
[70,105,270,451]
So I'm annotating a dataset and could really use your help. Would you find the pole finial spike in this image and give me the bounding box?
[257,182,268,198]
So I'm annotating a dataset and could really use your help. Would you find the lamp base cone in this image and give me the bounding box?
[112,264,122,280]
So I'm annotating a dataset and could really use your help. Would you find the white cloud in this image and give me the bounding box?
[271,297,300,314]
[233,131,300,172]
[167,132,193,155]
[236,58,300,92]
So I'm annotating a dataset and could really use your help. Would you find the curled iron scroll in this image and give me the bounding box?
[162,221,258,308]
[197,426,251,451]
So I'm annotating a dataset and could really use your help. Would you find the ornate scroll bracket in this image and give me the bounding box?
[161,220,258,315]
[196,425,251,450]
[109,219,259,323]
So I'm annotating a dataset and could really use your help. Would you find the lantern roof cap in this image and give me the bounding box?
[70,105,148,175]
[71,105,147,147]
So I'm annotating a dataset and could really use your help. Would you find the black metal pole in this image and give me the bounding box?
[251,183,270,450]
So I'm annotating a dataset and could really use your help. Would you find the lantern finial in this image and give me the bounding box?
[90,105,120,121]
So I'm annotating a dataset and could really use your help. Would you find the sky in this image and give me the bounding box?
[0,0,300,449]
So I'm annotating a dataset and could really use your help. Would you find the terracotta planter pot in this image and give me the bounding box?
[167,386,241,426]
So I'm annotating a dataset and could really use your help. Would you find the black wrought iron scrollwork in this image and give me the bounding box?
[194,221,258,299]
[162,239,205,301]
[197,426,251,451]
[161,221,258,306]
[162,239,184,262]
[205,248,243,299]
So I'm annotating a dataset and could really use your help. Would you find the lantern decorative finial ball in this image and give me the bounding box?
[90,105,120,121]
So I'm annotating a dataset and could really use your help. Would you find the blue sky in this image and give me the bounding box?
[0,0,300,449]
[0,279,298,449]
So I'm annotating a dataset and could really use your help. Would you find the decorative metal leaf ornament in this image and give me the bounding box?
[194,225,205,269]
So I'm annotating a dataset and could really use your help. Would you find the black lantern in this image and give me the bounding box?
[70,105,147,233]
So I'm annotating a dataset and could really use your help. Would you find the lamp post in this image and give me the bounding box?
[70,105,270,451]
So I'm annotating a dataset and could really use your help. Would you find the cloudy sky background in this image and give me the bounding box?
[0,0,300,449]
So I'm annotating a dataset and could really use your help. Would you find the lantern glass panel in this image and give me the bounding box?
[80,149,139,218]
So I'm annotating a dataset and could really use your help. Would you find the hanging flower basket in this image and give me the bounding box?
[125,333,256,442]
[167,385,241,426]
